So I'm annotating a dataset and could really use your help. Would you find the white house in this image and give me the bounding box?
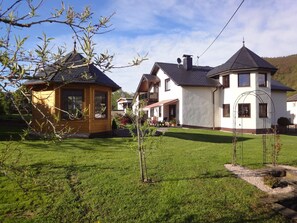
[287,94,297,124]
[117,97,133,112]
[134,45,294,133]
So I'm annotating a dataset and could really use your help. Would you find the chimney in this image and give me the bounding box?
[183,54,192,70]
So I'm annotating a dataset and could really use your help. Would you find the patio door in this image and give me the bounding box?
[169,104,176,120]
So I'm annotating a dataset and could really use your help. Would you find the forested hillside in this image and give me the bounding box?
[265,54,297,96]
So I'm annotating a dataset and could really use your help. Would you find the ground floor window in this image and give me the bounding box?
[259,103,267,118]
[95,91,107,119]
[61,89,84,120]
[223,104,230,117]
[238,103,250,118]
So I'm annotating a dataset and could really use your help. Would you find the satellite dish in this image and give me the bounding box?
[177,58,181,64]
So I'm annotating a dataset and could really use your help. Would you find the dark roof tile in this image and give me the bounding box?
[271,79,295,91]
[24,52,121,91]
[207,46,277,77]
[135,74,160,92]
[153,62,220,87]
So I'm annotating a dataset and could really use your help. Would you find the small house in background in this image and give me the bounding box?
[24,50,120,137]
[287,94,297,124]
[117,97,133,112]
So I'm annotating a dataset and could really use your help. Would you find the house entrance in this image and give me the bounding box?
[169,104,176,121]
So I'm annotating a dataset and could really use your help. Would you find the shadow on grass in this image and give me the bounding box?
[200,209,284,223]
[29,162,116,173]
[0,133,22,141]
[0,120,26,141]
[164,131,252,143]
[21,137,132,152]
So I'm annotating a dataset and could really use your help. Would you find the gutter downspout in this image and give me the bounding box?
[212,86,219,130]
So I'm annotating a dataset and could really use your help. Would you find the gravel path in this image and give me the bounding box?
[224,164,294,195]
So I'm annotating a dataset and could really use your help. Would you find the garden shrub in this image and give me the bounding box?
[277,117,291,126]
[112,118,118,130]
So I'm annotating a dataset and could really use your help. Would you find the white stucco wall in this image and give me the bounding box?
[214,89,221,127]
[132,95,139,114]
[157,69,182,101]
[272,91,289,125]
[156,69,183,123]
[117,102,124,110]
[219,72,273,130]
[287,101,297,124]
[182,87,214,127]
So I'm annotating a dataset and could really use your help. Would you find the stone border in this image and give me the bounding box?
[225,164,297,222]
[224,164,294,194]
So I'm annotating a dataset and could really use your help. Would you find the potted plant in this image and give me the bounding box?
[170,118,176,127]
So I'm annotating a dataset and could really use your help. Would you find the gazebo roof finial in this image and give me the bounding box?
[72,36,77,53]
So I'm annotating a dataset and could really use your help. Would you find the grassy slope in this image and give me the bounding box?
[1,128,296,222]
[265,54,297,96]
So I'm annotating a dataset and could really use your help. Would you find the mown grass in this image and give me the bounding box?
[0,127,296,222]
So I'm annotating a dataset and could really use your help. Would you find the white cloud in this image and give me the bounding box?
[40,0,297,92]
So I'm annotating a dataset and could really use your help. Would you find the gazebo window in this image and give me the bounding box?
[61,89,84,120]
[95,91,107,119]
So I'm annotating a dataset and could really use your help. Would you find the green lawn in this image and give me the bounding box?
[0,127,296,222]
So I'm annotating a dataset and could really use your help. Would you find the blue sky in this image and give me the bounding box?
[3,0,297,92]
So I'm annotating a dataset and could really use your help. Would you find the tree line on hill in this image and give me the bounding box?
[265,54,297,96]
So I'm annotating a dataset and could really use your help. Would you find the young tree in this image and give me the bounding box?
[0,2,148,220]
[127,101,161,183]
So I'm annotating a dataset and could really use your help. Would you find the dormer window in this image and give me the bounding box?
[238,73,250,87]
[258,73,267,87]
[165,78,171,91]
[222,75,230,88]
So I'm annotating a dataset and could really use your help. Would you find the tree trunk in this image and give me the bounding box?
[142,149,148,181]
[136,115,144,181]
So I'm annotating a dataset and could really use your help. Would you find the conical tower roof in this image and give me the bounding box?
[207,46,277,77]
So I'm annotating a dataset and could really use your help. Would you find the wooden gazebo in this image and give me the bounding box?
[24,51,120,137]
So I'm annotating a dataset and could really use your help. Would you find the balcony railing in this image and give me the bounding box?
[139,92,158,102]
